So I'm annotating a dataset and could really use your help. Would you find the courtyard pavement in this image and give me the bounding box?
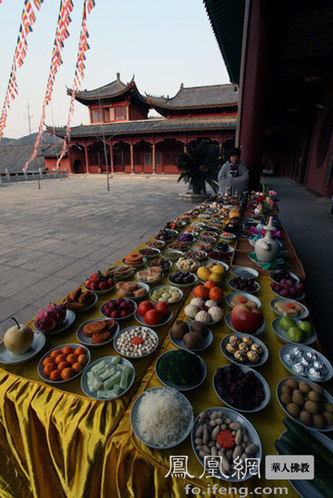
[0,175,191,333]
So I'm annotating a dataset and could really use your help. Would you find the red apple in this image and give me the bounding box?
[138,300,154,316]
[155,301,170,317]
[231,304,263,333]
[144,309,162,325]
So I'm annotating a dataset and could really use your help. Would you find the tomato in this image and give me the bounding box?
[98,281,108,290]
[144,309,162,325]
[138,300,154,316]
[89,272,99,282]
[154,301,170,317]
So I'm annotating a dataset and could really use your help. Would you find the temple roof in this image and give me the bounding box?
[146,83,238,114]
[49,116,237,139]
[203,0,245,84]
[69,74,149,107]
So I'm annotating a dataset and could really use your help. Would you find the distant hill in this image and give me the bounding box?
[0,131,62,146]
[0,132,63,172]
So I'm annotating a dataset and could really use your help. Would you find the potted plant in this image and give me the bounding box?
[177,141,220,197]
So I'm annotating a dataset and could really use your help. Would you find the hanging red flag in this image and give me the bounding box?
[56,0,96,169]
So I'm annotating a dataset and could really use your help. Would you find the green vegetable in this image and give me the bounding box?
[157,350,202,386]
[283,418,333,467]
[276,433,332,497]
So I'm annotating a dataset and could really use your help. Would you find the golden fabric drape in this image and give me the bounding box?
[0,240,330,497]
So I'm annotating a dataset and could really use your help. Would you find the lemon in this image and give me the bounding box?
[197,266,211,281]
[211,264,225,275]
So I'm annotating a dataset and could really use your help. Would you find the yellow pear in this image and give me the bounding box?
[197,266,211,281]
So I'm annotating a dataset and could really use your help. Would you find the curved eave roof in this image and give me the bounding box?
[146,83,238,115]
[48,117,237,139]
[68,79,149,107]
[203,0,245,84]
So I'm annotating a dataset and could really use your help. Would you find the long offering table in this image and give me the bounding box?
[0,199,331,498]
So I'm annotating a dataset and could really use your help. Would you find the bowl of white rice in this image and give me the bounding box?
[130,387,194,449]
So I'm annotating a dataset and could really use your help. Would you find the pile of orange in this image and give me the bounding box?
[193,284,223,302]
[42,345,88,381]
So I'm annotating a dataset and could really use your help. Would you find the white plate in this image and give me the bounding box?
[34,309,76,335]
[145,240,165,249]
[191,407,262,482]
[220,233,236,241]
[122,257,146,268]
[113,325,159,359]
[0,331,46,365]
[228,279,260,294]
[81,356,135,400]
[270,298,309,319]
[155,350,207,391]
[163,250,184,261]
[271,318,317,345]
[100,299,137,321]
[165,229,179,238]
[269,271,300,284]
[225,292,262,309]
[116,282,150,301]
[279,344,333,382]
[169,322,213,352]
[146,258,173,271]
[130,387,194,449]
[278,430,333,498]
[225,311,265,336]
[168,273,198,288]
[64,292,98,313]
[183,250,207,261]
[105,266,134,281]
[76,318,119,347]
[134,309,173,328]
[271,287,305,301]
[221,333,269,368]
[135,270,164,285]
[213,364,271,413]
[138,248,161,259]
[276,377,333,432]
[149,285,183,304]
[230,266,259,279]
[37,343,90,384]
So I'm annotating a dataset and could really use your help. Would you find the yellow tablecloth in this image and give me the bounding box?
[0,232,330,497]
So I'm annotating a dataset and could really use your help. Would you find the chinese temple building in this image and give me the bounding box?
[47,74,238,174]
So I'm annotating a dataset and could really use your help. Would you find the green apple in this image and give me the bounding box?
[287,326,304,343]
[298,321,313,338]
[279,316,296,330]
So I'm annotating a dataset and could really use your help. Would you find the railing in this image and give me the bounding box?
[0,168,68,185]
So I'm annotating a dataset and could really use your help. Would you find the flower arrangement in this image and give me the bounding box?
[248,188,279,216]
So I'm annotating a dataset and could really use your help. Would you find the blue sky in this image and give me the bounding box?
[0,0,229,138]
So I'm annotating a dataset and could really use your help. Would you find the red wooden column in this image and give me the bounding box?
[130,142,134,173]
[236,0,272,189]
[152,143,156,174]
[83,143,89,173]
[110,141,114,175]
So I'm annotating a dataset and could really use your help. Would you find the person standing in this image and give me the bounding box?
[218,147,249,196]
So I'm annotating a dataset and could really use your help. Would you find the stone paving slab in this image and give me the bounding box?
[0,176,192,335]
